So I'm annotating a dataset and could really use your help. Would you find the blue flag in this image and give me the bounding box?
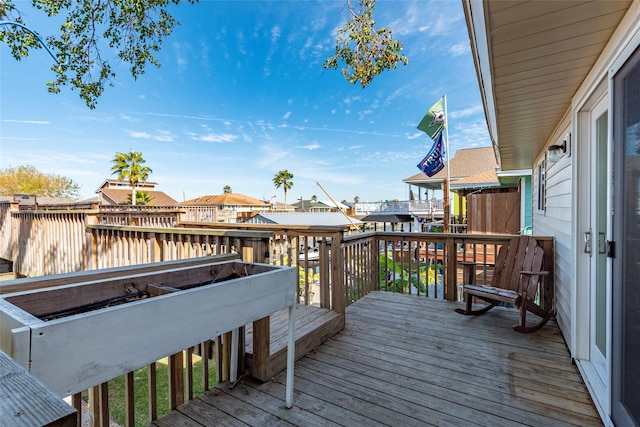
[417,132,445,177]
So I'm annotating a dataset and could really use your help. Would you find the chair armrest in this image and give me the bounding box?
[518,270,550,300]
[519,270,550,276]
[460,262,477,285]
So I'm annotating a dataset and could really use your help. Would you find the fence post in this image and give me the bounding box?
[445,236,457,301]
[331,231,346,319]
[10,201,19,278]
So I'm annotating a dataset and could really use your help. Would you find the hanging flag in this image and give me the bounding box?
[417,98,446,140]
[417,132,445,177]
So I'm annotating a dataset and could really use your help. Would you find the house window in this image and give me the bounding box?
[537,161,546,211]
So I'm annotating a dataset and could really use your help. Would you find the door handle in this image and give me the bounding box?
[584,230,592,255]
[607,240,615,258]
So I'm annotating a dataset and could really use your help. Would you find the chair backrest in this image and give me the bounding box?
[491,236,544,294]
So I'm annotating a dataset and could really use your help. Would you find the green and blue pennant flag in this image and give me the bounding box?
[417,98,446,140]
[417,132,445,177]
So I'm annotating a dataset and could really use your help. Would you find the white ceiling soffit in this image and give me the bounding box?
[465,0,632,170]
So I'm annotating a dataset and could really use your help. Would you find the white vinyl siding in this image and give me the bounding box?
[533,124,573,343]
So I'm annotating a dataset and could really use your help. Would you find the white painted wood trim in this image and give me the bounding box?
[286,304,295,409]
[230,328,239,383]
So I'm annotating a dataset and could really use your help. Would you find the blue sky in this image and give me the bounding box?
[1,0,490,203]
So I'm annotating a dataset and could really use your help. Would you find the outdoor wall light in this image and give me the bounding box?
[547,133,570,163]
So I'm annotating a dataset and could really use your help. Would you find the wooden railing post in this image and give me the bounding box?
[148,362,158,422]
[125,371,135,426]
[149,232,161,263]
[370,235,380,292]
[168,352,184,410]
[246,243,269,380]
[251,318,270,381]
[11,201,19,279]
[445,236,457,301]
[538,237,555,313]
[331,231,346,317]
[89,382,109,427]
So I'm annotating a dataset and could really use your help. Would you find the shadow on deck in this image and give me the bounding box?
[153,292,602,426]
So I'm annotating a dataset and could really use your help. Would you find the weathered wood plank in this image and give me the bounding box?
[0,351,76,427]
[312,333,599,426]
[193,389,286,426]
[244,306,343,382]
[215,379,339,427]
[0,254,242,295]
[154,292,602,427]
[172,398,249,427]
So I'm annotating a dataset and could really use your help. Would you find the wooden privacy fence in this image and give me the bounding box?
[86,225,272,270]
[3,208,271,278]
[0,202,13,264]
[467,191,521,234]
[96,208,182,228]
[10,209,97,277]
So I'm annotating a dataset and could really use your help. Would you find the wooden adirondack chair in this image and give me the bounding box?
[455,235,553,333]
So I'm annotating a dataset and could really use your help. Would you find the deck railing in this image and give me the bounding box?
[180,221,348,311]
[0,212,555,427]
[343,232,555,311]
[96,208,183,228]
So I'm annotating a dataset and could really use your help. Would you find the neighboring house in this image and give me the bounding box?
[291,199,333,212]
[403,146,528,232]
[463,1,639,425]
[181,193,270,223]
[96,180,177,206]
[244,212,362,228]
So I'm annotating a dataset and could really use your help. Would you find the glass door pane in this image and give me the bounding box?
[613,45,640,427]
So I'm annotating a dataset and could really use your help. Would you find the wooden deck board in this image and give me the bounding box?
[154,292,602,426]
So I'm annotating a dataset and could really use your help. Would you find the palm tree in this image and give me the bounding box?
[273,170,294,207]
[354,195,360,203]
[125,191,154,206]
[111,150,152,206]
[311,195,318,202]
[223,185,232,194]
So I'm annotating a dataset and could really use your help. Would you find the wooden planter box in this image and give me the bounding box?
[0,260,296,397]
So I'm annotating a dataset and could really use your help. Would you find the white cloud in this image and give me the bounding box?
[450,104,483,119]
[300,143,320,150]
[155,130,174,142]
[283,111,291,119]
[128,130,152,139]
[450,42,470,57]
[189,132,238,143]
[271,25,281,43]
[1,119,50,125]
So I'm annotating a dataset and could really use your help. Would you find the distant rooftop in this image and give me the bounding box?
[244,212,362,227]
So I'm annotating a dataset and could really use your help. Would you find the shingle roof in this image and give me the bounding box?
[244,212,362,227]
[403,146,498,184]
[360,213,413,223]
[450,169,500,188]
[100,189,178,206]
[181,193,268,206]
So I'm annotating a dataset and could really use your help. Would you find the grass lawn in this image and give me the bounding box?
[108,351,217,427]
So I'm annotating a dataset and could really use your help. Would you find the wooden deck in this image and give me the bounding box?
[153,291,602,426]
[244,304,344,381]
